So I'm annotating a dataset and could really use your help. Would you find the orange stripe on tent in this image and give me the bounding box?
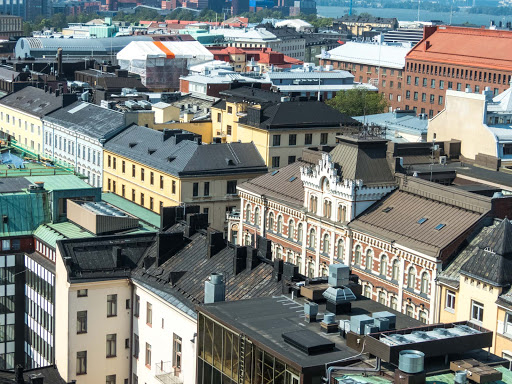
[153,41,175,59]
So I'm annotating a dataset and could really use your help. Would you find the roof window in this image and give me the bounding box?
[289,176,297,182]
[417,218,428,224]
[129,142,137,148]
[435,223,446,230]
[271,170,279,176]
[382,207,393,213]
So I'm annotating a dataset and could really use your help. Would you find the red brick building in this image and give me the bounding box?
[405,26,512,117]
[228,140,493,324]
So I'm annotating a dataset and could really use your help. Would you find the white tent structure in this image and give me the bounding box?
[117,40,213,90]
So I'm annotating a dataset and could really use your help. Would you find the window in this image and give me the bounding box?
[324,200,332,218]
[140,193,145,206]
[471,300,484,323]
[141,168,145,182]
[132,164,136,178]
[422,93,426,102]
[77,289,88,297]
[354,245,361,265]
[289,134,297,146]
[323,233,330,254]
[113,157,116,170]
[406,90,411,99]
[320,133,328,145]
[446,290,456,311]
[77,351,87,375]
[380,255,388,276]
[288,156,296,164]
[132,189,136,202]
[122,185,125,197]
[438,95,444,105]
[406,75,411,84]
[297,223,303,243]
[419,310,428,324]
[122,161,125,173]
[406,305,414,318]
[203,182,210,196]
[457,83,462,91]
[227,180,237,194]
[382,80,386,88]
[392,259,399,281]
[149,171,154,185]
[193,182,199,197]
[147,302,152,326]
[273,135,281,146]
[390,296,398,311]
[363,285,371,298]
[145,343,151,367]
[288,219,295,239]
[430,94,435,104]
[133,334,139,358]
[378,291,387,305]
[413,92,418,101]
[77,311,87,334]
[108,155,111,167]
[150,197,154,211]
[226,125,232,136]
[309,229,316,250]
[414,77,419,86]
[277,216,283,234]
[448,81,453,89]
[227,106,233,114]
[173,334,182,371]
[431,79,435,88]
[107,294,117,317]
[407,267,416,289]
[172,180,176,194]
[505,313,512,335]
[420,272,429,295]
[305,133,312,145]
[272,156,280,168]
[365,249,373,270]
[267,212,274,231]
[106,375,116,384]
[106,334,116,357]
[254,207,260,226]
[439,80,444,89]
[217,113,221,122]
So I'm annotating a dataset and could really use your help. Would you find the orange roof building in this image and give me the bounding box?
[404,25,512,117]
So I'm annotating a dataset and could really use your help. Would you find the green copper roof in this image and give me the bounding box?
[0,192,51,237]
[25,175,94,191]
[101,192,160,229]
[34,222,95,248]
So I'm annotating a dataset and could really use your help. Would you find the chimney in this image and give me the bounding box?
[273,258,283,281]
[204,273,226,304]
[424,40,431,51]
[15,365,23,384]
[62,93,77,108]
[56,47,63,76]
[256,236,272,260]
[162,128,174,141]
[207,228,224,258]
[246,247,260,270]
[112,246,122,267]
[282,261,298,281]
[184,213,208,237]
[55,89,60,97]
[44,84,48,93]
[304,301,318,323]
[233,246,247,275]
[156,232,185,266]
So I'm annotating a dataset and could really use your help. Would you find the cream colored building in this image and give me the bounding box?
[0,86,75,154]
[103,125,267,231]
[211,87,361,169]
[428,85,512,169]
[437,218,512,358]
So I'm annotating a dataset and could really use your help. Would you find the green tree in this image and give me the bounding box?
[326,87,388,117]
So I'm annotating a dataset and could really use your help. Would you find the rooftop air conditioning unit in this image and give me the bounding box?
[439,156,447,165]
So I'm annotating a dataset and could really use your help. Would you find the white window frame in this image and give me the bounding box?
[445,290,456,312]
[471,300,484,323]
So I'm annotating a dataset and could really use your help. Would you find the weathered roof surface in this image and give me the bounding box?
[353,111,428,135]
[240,100,359,130]
[104,125,267,177]
[0,177,32,193]
[329,137,395,186]
[0,86,66,117]
[238,161,306,207]
[407,26,512,71]
[102,192,160,229]
[0,365,67,384]
[438,222,497,288]
[34,222,94,248]
[219,87,283,104]
[460,218,512,286]
[349,189,484,258]
[25,175,94,191]
[44,101,126,141]
[0,192,51,237]
[325,41,409,69]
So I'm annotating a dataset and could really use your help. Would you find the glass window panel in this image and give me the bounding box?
[275,358,285,384]
[222,329,232,376]
[232,334,239,379]
[213,323,223,370]
[204,317,213,364]
[263,351,274,384]
[244,342,253,384]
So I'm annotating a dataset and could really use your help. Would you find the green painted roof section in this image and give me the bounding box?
[0,193,51,237]
[34,222,94,248]
[336,366,512,384]
[25,175,94,191]
[101,192,160,229]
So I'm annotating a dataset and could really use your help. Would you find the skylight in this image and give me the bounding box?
[435,223,446,230]
[417,218,428,224]
[382,207,393,213]
[271,170,279,176]
[289,176,297,182]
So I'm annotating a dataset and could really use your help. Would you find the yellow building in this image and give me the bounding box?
[437,218,512,358]
[103,125,267,231]
[210,87,361,169]
[0,86,75,153]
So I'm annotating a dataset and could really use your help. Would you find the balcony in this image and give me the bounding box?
[226,209,240,221]
[155,362,183,384]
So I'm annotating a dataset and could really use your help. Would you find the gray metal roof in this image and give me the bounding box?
[353,111,428,135]
[266,71,353,79]
[44,101,126,141]
[0,86,67,117]
[17,35,153,52]
[104,125,267,177]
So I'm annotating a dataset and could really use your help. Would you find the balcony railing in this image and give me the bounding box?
[155,361,183,384]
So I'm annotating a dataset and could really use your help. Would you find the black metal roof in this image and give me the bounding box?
[0,365,66,384]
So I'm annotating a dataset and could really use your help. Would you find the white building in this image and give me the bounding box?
[42,101,128,187]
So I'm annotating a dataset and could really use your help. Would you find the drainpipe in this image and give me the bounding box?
[129,283,134,384]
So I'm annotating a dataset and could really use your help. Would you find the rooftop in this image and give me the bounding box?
[407,26,512,71]
[43,101,126,141]
[104,125,267,177]
[322,42,410,69]
[102,192,161,228]
[0,86,69,117]
[353,111,428,137]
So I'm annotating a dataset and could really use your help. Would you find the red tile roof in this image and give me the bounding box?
[407,26,512,71]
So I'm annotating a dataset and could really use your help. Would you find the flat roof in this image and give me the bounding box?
[199,295,421,370]
[102,192,161,228]
[25,175,95,191]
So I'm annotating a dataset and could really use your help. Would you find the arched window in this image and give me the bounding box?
[309,228,316,250]
[363,284,372,298]
[337,239,344,260]
[421,272,429,295]
[309,195,317,213]
[276,247,282,260]
[288,219,295,239]
[268,212,274,231]
[297,256,303,272]
[245,204,251,222]
[365,249,373,270]
[297,223,303,243]
[407,267,416,289]
[378,291,387,305]
[338,205,347,222]
[392,259,399,281]
[354,245,361,265]
[277,215,283,234]
[254,207,260,226]
[419,310,428,324]
[323,233,330,254]
[324,200,332,218]
[320,263,328,277]
[380,255,388,276]
[390,296,398,310]
[308,260,315,278]
[406,305,414,318]
[287,251,294,264]
[245,232,251,246]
